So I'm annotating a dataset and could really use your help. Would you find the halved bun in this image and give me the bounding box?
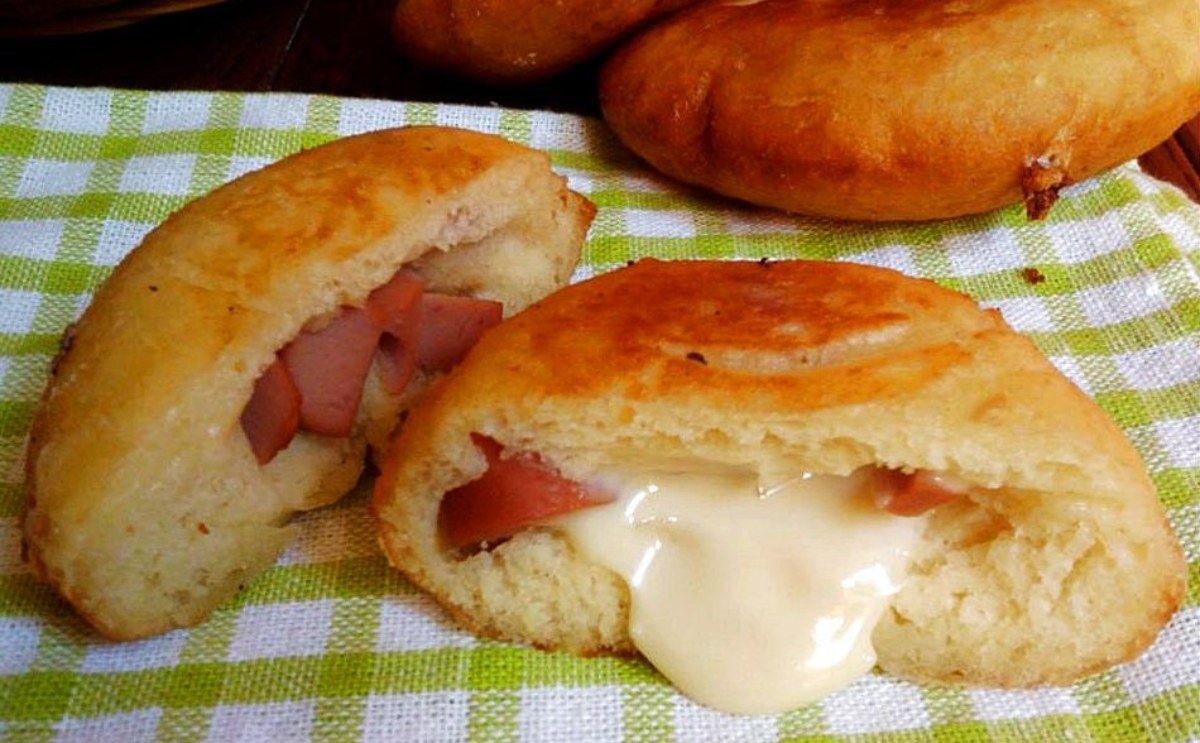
[22,126,595,640]
[375,259,1184,694]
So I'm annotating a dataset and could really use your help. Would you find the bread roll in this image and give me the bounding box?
[600,0,1200,221]
[374,259,1185,711]
[22,126,595,640]
[393,0,699,84]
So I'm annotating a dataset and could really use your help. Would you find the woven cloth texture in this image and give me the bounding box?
[0,84,1197,743]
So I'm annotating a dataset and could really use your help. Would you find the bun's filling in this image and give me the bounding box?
[440,436,956,550]
[438,434,614,550]
[439,436,963,713]
[240,271,501,464]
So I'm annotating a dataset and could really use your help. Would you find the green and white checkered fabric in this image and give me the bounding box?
[0,83,1197,742]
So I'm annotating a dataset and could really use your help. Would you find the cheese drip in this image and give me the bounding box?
[557,462,927,714]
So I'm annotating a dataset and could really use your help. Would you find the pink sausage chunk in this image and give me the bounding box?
[418,294,503,371]
[240,270,504,464]
[439,435,615,550]
[239,358,301,465]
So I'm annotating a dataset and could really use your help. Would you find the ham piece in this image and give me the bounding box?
[438,434,615,550]
[366,271,425,394]
[239,358,301,465]
[240,271,502,463]
[418,294,504,371]
[872,469,960,516]
[282,307,382,438]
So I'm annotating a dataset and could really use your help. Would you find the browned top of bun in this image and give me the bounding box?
[600,0,1200,220]
[492,258,994,410]
[393,0,698,84]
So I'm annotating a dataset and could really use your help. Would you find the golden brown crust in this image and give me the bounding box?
[599,0,1200,221]
[23,126,593,640]
[375,258,1185,687]
[481,258,988,410]
[393,0,699,84]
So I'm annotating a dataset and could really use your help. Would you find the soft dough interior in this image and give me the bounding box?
[876,486,1181,687]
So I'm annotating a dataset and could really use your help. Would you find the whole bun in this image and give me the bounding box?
[600,0,1200,221]
[393,0,699,84]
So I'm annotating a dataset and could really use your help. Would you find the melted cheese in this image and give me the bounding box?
[556,461,926,714]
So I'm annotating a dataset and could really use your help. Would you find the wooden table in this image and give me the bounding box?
[1,0,1197,203]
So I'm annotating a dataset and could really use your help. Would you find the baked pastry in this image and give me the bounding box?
[600,0,1200,221]
[22,126,595,641]
[392,0,699,84]
[374,258,1185,713]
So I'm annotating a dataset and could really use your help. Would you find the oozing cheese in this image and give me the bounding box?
[556,461,927,714]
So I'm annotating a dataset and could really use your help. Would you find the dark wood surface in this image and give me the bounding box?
[0,0,1196,202]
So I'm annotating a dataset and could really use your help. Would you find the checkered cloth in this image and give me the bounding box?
[0,83,1197,742]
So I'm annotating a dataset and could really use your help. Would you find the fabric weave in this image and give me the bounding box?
[0,84,1197,742]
